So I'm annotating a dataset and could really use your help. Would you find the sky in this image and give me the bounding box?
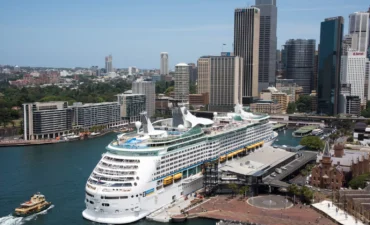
[0,0,369,69]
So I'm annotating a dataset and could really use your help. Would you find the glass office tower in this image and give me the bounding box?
[317,17,344,115]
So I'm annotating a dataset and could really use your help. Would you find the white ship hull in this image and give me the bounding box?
[82,105,277,224]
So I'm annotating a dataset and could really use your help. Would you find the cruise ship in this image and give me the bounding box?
[82,104,277,224]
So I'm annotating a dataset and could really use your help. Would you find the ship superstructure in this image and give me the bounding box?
[82,104,277,224]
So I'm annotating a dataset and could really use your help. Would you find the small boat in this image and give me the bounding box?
[90,132,100,136]
[13,193,52,217]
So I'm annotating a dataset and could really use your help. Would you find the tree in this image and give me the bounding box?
[349,173,370,189]
[296,95,312,113]
[286,102,296,114]
[227,183,239,197]
[361,101,370,118]
[189,82,197,94]
[300,136,324,150]
[347,136,354,143]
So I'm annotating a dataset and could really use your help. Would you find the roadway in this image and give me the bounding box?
[262,151,317,188]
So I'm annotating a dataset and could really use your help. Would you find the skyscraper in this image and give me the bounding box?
[105,55,113,73]
[188,63,198,83]
[254,0,277,91]
[174,63,189,102]
[160,52,169,75]
[132,80,155,118]
[234,7,260,103]
[340,50,367,105]
[317,17,344,115]
[282,39,316,94]
[348,12,369,53]
[197,56,243,112]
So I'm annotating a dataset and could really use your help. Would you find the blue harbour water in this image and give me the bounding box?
[0,129,297,225]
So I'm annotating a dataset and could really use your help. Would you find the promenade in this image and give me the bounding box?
[186,195,337,225]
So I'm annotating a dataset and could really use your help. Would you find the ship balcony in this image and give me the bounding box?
[98,162,138,170]
[102,156,140,164]
[91,173,135,182]
[94,168,136,176]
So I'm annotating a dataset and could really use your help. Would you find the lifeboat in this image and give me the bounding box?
[163,176,173,186]
[173,173,182,181]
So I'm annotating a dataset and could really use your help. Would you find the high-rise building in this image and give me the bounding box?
[160,52,169,75]
[188,63,198,83]
[132,80,155,118]
[105,55,113,73]
[254,0,277,91]
[197,56,243,112]
[340,50,367,105]
[348,12,369,53]
[116,94,146,123]
[71,102,121,129]
[174,63,189,102]
[282,39,316,94]
[317,17,344,115]
[313,50,319,91]
[365,60,370,101]
[234,7,260,103]
[23,102,73,140]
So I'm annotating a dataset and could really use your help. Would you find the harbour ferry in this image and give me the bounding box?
[13,193,52,217]
[82,103,277,224]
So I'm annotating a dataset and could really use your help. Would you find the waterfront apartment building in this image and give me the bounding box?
[254,0,277,91]
[71,102,122,129]
[275,79,303,102]
[160,52,169,75]
[132,80,155,118]
[174,63,190,102]
[234,7,260,103]
[105,55,113,73]
[259,87,289,112]
[340,50,367,104]
[197,56,243,112]
[23,101,73,140]
[317,17,344,115]
[117,93,146,122]
[282,39,316,94]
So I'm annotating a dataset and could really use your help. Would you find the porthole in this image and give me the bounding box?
[131,195,134,198]
[134,182,137,186]
[136,194,138,197]
[136,176,140,180]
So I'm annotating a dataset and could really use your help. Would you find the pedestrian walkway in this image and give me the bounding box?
[312,200,364,225]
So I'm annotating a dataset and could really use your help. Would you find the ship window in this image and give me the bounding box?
[131,195,134,198]
[136,194,138,197]
[90,201,94,204]
[86,191,94,197]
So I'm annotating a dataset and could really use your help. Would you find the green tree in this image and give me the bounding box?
[296,95,312,113]
[227,183,239,197]
[286,102,296,114]
[349,173,370,189]
[300,136,324,150]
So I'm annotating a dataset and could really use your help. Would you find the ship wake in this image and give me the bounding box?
[0,205,54,225]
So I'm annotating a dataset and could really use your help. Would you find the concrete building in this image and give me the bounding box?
[155,94,172,116]
[174,63,189,102]
[348,12,369,53]
[282,39,316,94]
[317,17,344,115]
[275,79,303,102]
[197,56,243,112]
[132,80,155,118]
[234,7,260,103]
[189,93,209,107]
[160,52,169,75]
[259,87,289,112]
[105,55,113,73]
[310,91,318,112]
[250,100,282,114]
[366,60,370,101]
[151,74,161,82]
[117,93,146,123]
[23,101,73,140]
[71,102,122,129]
[334,188,370,222]
[188,63,198,83]
[340,50,367,104]
[254,0,277,91]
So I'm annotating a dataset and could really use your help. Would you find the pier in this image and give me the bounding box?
[292,125,318,137]
[272,123,287,131]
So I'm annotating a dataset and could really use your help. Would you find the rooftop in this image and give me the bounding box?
[220,146,295,176]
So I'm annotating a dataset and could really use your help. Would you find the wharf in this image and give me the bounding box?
[293,125,318,137]
[272,123,287,131]
[0,139,60,147]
